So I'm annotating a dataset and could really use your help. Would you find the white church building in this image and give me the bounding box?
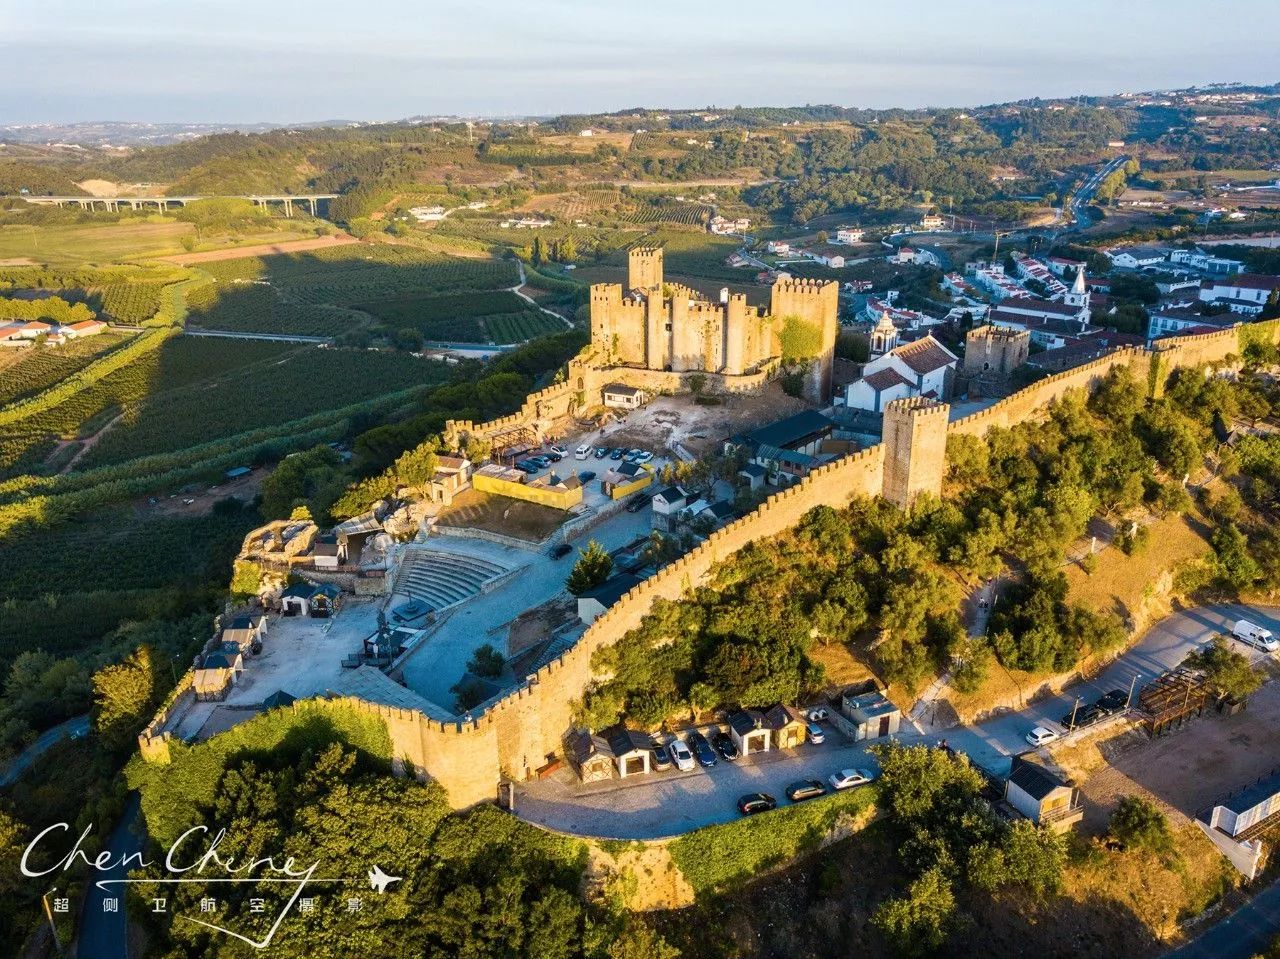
[842,313,959,413]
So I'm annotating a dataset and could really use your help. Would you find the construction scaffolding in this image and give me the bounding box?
[1136,666,1208,736]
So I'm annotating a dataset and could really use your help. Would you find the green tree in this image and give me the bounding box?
[393,444,438,490]
[467,643,505,679]
[1212,522,1260,589]
[1184,637,1262,701]
[567,540,613,595]
[92,645,159,753]
[872,867,955,957]
[1108,795,1175,858]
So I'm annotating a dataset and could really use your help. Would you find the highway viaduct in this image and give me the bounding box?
[16,193,339,216]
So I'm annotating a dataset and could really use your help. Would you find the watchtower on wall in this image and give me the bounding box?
[881,397,949,507]
[963,325,1030,398]
[629,246,663,292]
[770,277,841,403]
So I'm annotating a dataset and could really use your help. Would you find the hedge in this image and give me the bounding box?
[668,785,878,897]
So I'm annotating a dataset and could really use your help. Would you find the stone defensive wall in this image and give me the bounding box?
[144,320,1280,808]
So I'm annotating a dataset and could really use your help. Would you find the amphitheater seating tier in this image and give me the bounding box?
[395,548,512,611]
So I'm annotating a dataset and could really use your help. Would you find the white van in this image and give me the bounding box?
[574,444,591,460]
[1232,619,1278,652]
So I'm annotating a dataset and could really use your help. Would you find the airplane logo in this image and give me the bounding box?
[368,865,401,894]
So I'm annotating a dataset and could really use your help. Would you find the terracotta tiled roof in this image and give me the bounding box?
[893,336,957,375]
[862,367,913,392]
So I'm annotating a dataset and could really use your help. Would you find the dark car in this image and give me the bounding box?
[687,731,718,767]
[545,451,563,462]
[528,456,551,468]
[711,730,740,761]
[625,494,650,513]
[594,447,609,459]
[609,448,625,460]
[651,742,673,771]
[1094,690,1129,714]
[785,779,827,802]
[578,470,596,483]
[737,793,777,815]
[1060,704,1106,730]
[551,543,573,559]
[514,460,537,474]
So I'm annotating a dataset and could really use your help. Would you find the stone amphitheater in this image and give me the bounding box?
[393,546,514,613]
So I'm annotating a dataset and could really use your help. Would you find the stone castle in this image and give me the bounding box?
[589,247,839,403]
[140,283,1280,814]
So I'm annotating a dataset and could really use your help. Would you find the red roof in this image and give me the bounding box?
[863,367,913,392]
[1219,274,1280,292]
[893,336,957,375]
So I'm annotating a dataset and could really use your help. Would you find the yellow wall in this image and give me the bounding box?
[473,472,583,510]
[606,469,654,500]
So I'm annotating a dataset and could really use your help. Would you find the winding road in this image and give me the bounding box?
[0,714,89,787]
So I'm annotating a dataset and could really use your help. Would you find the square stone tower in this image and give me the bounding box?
[628,247,663,292]
[881,397,950,507]
[963,325,1030,398]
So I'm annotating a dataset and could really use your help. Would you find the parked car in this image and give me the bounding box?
[1025,725,1059,748]
[633,451,654,464]
[651,742,673,771]
[805,721,825,744]
[1060,704,1106,731]
[625,494,649,513]
[785,779,827,802]
[687,731,718,767]
[545,450,563,462]
[528,456,551,468]
[609,448,626,460]
[1094,690,1129,714]
[711,730,740,761]
[549,445,568,458]
[575,444,591,460]
[578,470,596,483]
[594,447,609,459]
[551,543,573,559]
[1232,619,1278,652]
[514,460,537,474]
[737,793,777,815]
[829,768,875,791]
[670,739,695,772]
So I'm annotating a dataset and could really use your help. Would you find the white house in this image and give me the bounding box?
[834,228,865,245]
[1108,247,1170,270]
[602,383,646,410]
[844,334,958,413]
[1200,274,1280,315]
[1005,756,1084,834]
[650,486,688,532]
[765,240,791,254]
[1170,248,1243,274]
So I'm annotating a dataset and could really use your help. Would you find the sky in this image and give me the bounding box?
[2,0,1279,124]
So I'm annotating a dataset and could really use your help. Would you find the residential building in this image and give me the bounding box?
[603,725,653,777]
[1004,755,1084,833]
[765,240,792,255]
[651,486,688,532]
[566,728,615,783]
[1045,256,1086,278]
[602,383,646,410]
[726,410,840,484]
[1169,248,1243,274]
[65,319,108,338]
[1200,274,1280,315]
[919,213,945,231]
[1148,308,1238,339]
[601,461,653,499]
[710,216,750,235]
[843,334,958,413]
[972,265,1032,301]
[1108,247,1170,270]
[839,687,902,740]
[1197,769,1280,879]
[1011,253,1068,299]
[834,228,865,244]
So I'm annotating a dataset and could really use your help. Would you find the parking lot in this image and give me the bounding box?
[517,717,885,839]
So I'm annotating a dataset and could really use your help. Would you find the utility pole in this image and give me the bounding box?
[1126,674,1138,710]
[1068,696,1082,730]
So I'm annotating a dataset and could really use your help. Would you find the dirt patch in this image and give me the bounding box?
[1073,680,1280,830]
[1066,510,1212,625]
[435,488,568,542]
[507,598,576,656]
[75,179,124,197]
[809,641,877,688]
[159,233,358,265]
[0,257,37,267]
[136,468,267,518]
[587,842,696,912]
[599,385,813,459]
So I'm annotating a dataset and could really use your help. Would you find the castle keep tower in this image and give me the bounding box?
[881,397,949,507]
[628,246,664,292]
